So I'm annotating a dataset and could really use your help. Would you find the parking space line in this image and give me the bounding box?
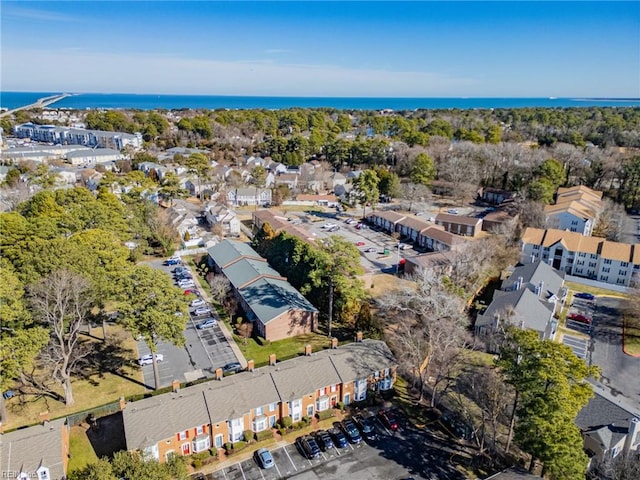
[257,462,265,480]
[273,461,282,479]
[238,461,247,480]
[221,467,228,479]
[283,446,298,471]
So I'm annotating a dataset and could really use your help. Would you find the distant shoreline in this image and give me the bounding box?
[1,91,639,111]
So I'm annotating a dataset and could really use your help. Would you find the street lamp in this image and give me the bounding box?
[396,243,401,275]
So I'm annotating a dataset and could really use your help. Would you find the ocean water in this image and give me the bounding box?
[1,91,639,111]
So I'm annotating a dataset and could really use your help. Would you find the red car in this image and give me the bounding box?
[355,241,366,246]
[378,409,399,431]
[183,289,199,296]
[568,313,591,324]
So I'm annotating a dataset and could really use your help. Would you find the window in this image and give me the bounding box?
[253,416,268,432]
[330,384,337,393]
[378,377,393,391]
[533,245,540,250]
[589,262,597,268]
[604,259,612,265]
[318,387,325,396]
[181,443,191,455]
[165,450,175,462]
[269,402,277,412]
[591,254,598,259]
[600,276,608,282]
[578,252,586,258]
[36,468,50,480]
[316,396,330,411]
[178,431,187,440]
[306,405,314,417]
[255,406,264,416]
[355,379,367,401]
[621,262,629,267]
[193,436,211,453]
[196,425,204,435]
[343,393,350,405]
[602,267,610,273]
[619,270,627,276]
[269,415,277,427]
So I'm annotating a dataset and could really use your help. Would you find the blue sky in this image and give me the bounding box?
[1,1,638,97]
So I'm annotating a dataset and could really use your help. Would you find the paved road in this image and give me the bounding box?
[589,296,640,407]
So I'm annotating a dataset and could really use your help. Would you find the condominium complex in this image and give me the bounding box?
[14,123,143,151]
[521,228,640,287]
[544,185,603,236]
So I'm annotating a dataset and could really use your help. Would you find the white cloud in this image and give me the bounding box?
[1,48,476,97]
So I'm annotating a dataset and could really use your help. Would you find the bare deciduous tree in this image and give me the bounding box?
[593,198,627,241]
[28,270,93,407]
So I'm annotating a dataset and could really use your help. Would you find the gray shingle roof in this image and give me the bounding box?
[502,261,565,299]
[575,391,639,451]
[123,389,210,450]
[476,288,554,334]
[240,277,317,324]
[0,417,67,479]
[323,339,395,383]
[208,240,263,269]
[201,371,281,423]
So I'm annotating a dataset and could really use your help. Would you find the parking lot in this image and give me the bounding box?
[137,259,241,389]
[200,409,470,480]
[562,334,589,359]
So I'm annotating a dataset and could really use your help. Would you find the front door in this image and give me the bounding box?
[181,443,190,455]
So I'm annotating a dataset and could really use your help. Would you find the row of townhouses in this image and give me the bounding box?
[365,211,469,252]
[123,339,395,463]
[14,123,143,151]
[521,227,640,287]
[207,241,318,340]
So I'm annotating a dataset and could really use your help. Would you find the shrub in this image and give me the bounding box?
[233,440,247,451]
[301,416,310,424]
[243,430,255,442]
[224,442,233,452]
[255,429,273,442]
[316,409,334,421]
[336,401,345,411]
[279,416,293,429]
[277,427,286,436]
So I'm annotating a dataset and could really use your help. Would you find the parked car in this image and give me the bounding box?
[398,243,411,250]
[173,266,188,274]
[568,313,592,324]
[164,257,181,266]
[353,413,378,441]
[190,299,206,308]
[341,419,362,444]
[365,247,378,253]
[295,435,321,459]
[254,448,275,469]
[193,307,211,316]
[197,318,217,329]
[178,280,195,288]
[183,289,199,296]
[138,353,164,366]
[312,430,335,451]
[322,223,337,229]
[355,241,366,246]
[574,292,595,301]
[222,362,243,375]
[378,409,399,431]
[447,209,459,215]
[328,426,349,448]
[328,226,340,232]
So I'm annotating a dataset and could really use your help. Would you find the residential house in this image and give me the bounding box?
[288,194,339,208]
[544,185,603,236]
[435,213,483,237]
[0,417,69,480]
[167,201,200,241]
[137,161,167,181]
[475,260,565,348]
[576,387,640,461]
[478,187,515,206]
[326,172,347,190]
[521,228,640,287]
[334,183,354,202]
[204,204,241,236]
[122,339,396,463]
[207,240,318,340]
[274,173,299,191]
[227,188,272,207]
[404,251,455,276]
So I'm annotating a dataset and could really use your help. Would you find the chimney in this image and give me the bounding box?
[304,344,312,356]
[536,281,544,297]
[530,254,535,264]
[172,380,180,392]
[269,353,277,366]
[625,417,640,451]
[119,396,126,411]
[247,359,255,372]
[355,331,363,342]
[516,276,523,291]
[331,337,339,349]
[39,411,50,425]
[215,367,223,380]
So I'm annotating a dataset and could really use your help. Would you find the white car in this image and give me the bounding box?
[190,299,206,308]
[138,353,164,366]
[193,307,211,316]
[322,223,337,229]
[178,279,195,288]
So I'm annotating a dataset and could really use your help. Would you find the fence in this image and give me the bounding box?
[66,400,122,427]
[565,275,631,294]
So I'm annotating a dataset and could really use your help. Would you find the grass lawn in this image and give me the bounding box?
[623,315,640,356]
[565,281,627,299]
[368,273,414,298]
[234,332,337,367]
[68,425,99,472]
[4,325,147,431]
